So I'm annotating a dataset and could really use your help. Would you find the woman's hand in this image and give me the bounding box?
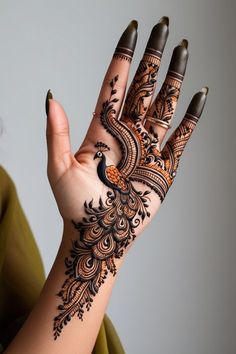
[45,17,208,339]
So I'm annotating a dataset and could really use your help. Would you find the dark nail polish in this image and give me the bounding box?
[130,19,138,30]
[45,89,53,116]
[187,88,208,118]
[178,38,188,49]
[114,20,138,61]
[158,16,169,26]
[145,17,169,57]
[168,39,189,77]
[201,86,209,95]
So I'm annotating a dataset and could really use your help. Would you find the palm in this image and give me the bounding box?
[51,127,159,230]
[50,72,200,237]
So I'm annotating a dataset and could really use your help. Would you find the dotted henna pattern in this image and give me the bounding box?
[53,72,201,339]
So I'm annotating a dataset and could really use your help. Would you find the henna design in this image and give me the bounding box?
[121,51,161,123]
[112,20,137,63]
[53,186,150,339]
[145,72,182,129]
[113,46,134,62]
[53,74,197,339]
[129,114,197,201]
[153,73,182,126]
[53,161,150,338]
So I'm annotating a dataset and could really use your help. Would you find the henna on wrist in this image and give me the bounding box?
[53,16,208,337]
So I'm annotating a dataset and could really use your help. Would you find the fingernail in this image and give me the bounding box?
[145,16,169,56]
[45,89,53,117]
[188,89,208,118]
[129,19,138,30]
[114,20,138,61]
[178,38,188,49]
[158,16,169,26]
[168,39,189,77]
[201,86,209,95]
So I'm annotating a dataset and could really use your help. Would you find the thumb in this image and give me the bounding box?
[45,90,72,183]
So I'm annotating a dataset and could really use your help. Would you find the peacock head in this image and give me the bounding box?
[93,141,110,160]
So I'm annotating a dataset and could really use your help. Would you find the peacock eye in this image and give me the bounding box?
[97,151,102,157]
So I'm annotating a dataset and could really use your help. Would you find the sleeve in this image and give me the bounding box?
[0,166,125,353]
[0,166,45,347]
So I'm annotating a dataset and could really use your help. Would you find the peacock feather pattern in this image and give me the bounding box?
[53,75,153,340]
[53,72,199,339]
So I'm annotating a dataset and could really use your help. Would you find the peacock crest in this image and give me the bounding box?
[53,76,152,340]
[53,72,183,339]
[94,141,110,152]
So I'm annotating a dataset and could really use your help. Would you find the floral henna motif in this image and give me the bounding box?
[53,187,150,339]
[129,114,197,201]
[53,75,196,338]
[146,72,183,129]
[122,51,161,123]
[153,74,181,125]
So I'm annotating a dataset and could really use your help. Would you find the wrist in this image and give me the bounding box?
[61,216,129,263]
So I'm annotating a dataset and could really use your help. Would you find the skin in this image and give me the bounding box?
[5,17,208,354]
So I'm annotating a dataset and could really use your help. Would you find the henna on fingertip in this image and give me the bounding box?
[145,38,189,139]
[120,16,169,124]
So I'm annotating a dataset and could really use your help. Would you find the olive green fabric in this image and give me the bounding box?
[0,166,125,353]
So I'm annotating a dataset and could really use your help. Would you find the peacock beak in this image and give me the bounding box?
[93,154,98,160]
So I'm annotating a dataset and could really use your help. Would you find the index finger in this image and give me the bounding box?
[83,20,138,147]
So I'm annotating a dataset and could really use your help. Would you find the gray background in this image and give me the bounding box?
[0,0,235,353]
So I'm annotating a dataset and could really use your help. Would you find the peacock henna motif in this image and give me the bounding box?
[53,75,199,339]
[53,186,150,339]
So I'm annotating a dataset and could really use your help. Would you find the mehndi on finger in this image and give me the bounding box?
[120,16,169,124]
[53,17,208,340]
[145,38,189,142]
[161,86,209,181]
[113,19,138,62]
[90,20,138,133]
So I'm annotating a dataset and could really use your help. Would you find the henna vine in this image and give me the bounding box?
[53,72,198,339]
[122,52,160,123]
[153,79,180,126]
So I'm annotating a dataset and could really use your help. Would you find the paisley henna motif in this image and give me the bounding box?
[53,186,150,339]
[53,73,201,339]
[129,112,198,201]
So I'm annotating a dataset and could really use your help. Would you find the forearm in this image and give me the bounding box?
[5,221,126,354]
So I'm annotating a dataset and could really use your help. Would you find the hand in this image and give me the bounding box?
[45,17,208,339]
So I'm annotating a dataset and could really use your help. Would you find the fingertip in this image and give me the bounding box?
[168,39,189,76]
[201,86,209,95]
[178,38,188,49]
[158,16,169,26]
[45,89,53,117]
[45,90,68,120]
[46,94,69,139]
[145,17,169,55]
[187,88,208,118]
[114,19,138,60]
[49,98,69,122]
